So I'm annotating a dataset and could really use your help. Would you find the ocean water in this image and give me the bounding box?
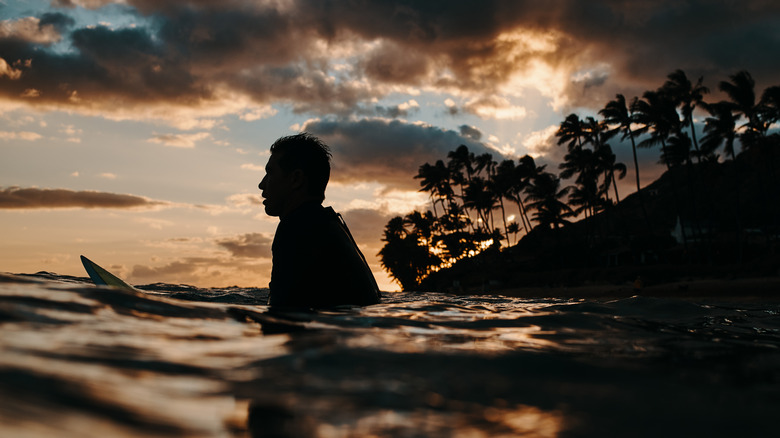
[1,272,779,438]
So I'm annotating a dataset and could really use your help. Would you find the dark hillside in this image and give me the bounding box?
[419,139,780,294]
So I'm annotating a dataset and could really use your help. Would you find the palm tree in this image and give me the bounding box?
[415,160,453,220]
[463,176,497,234]
[633,89,691,249]
[379,201,479,289]
[662,69,709,161]
[601,93,653,232]
[719,70,767,148]
[491,159,517,247]
[596,143,627,204]
[447,145,476,230]
[404,210,438,247]
[525,172,573,230]
[508,155,540,234]
[662,133,694,168]
[633,90,681,170]
[582,116,625,205]
[701,102,738,160]
[473,152,497,179]
[447,145,475,184]
[506,222,521,245]
[378,216,418,290]
[566,179,601,219]
[559,146,602,217]
[439,200,470,233]
[760,86,780,128]
[556,113,588,151]
[701,99,744,262]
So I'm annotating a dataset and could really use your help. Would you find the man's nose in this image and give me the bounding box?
[258,176,266,190]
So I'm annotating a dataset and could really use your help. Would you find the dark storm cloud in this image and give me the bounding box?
[38,13,76,32]
[459,125,482,141]
[0,1,778,115]
[303,118,497,190]
[0,24,202,105]
[361,41,431,85]
[0,187,165,209]
[355,102,419,118]
[216,233,272,259]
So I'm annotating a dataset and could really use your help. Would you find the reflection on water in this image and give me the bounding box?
[1,272,780,437]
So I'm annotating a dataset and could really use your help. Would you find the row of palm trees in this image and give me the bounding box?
[379,69,780,289]
[377,144,577,289]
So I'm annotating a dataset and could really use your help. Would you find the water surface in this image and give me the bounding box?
[1,272,779,437]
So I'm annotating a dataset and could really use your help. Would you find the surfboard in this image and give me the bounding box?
[80,255,138,291]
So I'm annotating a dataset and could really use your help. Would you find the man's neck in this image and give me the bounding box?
[279,197,322,220]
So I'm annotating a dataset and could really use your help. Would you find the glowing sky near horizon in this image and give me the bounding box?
[1,0,779,290]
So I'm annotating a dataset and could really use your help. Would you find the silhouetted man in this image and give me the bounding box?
[258,133,381,308]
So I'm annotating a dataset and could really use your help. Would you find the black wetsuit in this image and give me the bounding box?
[268,202,381,308]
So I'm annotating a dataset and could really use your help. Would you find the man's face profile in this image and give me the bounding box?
[258,153,294,217]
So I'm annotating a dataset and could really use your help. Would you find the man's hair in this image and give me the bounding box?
[270,133,332,201]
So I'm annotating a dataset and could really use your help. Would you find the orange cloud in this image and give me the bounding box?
[216,233,273,259]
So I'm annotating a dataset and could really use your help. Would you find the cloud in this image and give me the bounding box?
[340,207,394,247]
[0,16,67,44]
[215,233,273,259]
[239,105,277,121]
[240,163,265,172]
[51,0,116,9]
[0,1,778,124]
[521,125,560,160]
[0,57,23,80]
[361,41,431,85]
[302,117,499,189]
[463,96,528,120]
[148,132,211,148]
[0,187,165,209]
[128,255,271,287]
[459,125,482,141]
[0,130,41,141]
[130,260,198,278]
[357,99,420,118]
[38,12,77,33]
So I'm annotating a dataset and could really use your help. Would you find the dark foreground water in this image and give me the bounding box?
[1,272,779,437]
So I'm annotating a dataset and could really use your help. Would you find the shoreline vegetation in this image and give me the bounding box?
[379,69,780,298]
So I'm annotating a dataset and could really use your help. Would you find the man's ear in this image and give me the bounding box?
[289,168,307,191]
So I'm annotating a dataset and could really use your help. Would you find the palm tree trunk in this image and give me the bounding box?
[458,183,475,233]
[687,111,702,163]
[430,196,439,221]
[628,130,653,235]
[514,198,531,235]
[610,170,621,203]
[498,197,510,247]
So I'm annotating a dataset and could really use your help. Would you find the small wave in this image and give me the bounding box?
[2,272,780,437]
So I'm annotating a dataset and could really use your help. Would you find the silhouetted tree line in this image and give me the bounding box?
[379,69,780,290]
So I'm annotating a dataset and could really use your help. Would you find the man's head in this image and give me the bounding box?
[258,133,332,218]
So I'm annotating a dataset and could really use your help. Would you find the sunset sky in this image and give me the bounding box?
[2,0,779,291]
